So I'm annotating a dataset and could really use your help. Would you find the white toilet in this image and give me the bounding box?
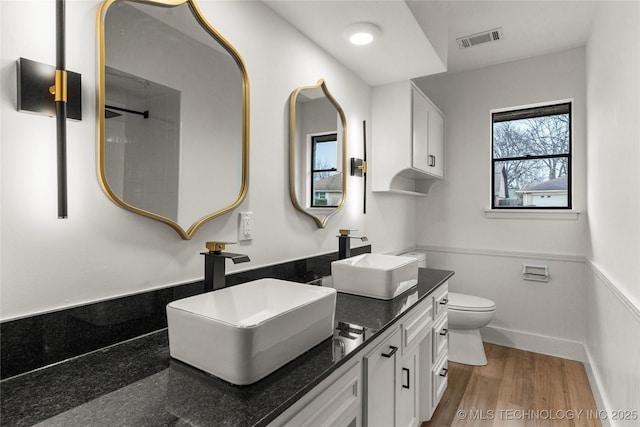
[447,292,496,366]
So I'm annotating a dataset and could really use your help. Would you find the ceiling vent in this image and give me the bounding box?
[456,28,504,49]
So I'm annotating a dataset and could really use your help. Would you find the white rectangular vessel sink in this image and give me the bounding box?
[166,278,336,385]
[331,253,419,300]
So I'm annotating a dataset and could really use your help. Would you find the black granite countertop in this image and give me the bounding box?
[0,268,453,427]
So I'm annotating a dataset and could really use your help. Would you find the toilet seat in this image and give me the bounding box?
[448,292,496,312]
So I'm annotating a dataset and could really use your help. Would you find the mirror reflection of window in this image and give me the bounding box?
[311,133,341,208]
[289,80,346,228]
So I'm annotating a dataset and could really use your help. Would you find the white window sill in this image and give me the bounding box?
[484,209,581,220]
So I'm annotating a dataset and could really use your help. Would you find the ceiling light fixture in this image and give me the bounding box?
[343,22,382,46]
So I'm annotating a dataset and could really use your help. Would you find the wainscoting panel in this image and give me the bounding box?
[586,262,640,427]
[417,246,640,426]
[417,245,588,360]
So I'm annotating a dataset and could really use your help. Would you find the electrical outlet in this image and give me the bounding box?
[239,211,252,241]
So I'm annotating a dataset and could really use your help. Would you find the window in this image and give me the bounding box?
[310,133,340,208]
[492,102,572,209]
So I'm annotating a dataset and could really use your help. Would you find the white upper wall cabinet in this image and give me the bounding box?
[412,88,444,177]
[426,97,445,178]
[372,81,445,196]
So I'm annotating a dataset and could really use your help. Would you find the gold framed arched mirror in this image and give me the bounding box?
[97,0,249,239]
[289,80,347,228]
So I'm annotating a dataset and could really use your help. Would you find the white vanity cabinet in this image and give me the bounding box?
[420,282,449,421]
[372,80,445,196]
[364,296,434,427]
[271,281,449,427]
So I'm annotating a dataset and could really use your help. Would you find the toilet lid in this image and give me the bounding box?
[448,292,496,312]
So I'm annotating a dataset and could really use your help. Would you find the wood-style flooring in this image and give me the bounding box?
[422,343,601,427]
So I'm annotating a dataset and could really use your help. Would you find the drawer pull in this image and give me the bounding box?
[439,367,449,377]
[439,328,449,336]
[381,346,398,358]
[402,368,410,389]
[439,298,449,305]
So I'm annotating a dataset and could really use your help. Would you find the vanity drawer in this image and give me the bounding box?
[433,282,449,319]
[402,299,433,354]
[432,314,448,362]
[432,354,448,408]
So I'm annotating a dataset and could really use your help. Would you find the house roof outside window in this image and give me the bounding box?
[521,175,567,192]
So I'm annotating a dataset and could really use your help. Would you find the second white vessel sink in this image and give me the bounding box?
[166,278,336,385]
[331,253,419,300]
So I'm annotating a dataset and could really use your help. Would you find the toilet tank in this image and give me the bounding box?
[400,251,427,268]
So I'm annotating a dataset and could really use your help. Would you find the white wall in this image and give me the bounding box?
[414,48,588,255]
[414,48,589,359]
[585,1,640,422]
[0,0,416,320]
[415,4,640,418]
[586,1,640,305]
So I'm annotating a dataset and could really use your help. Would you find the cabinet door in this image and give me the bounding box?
[411,87,430,173]
[432,314,449,364]
[427,105,444,178]
[365,328,401,427]
[402,299,433,356]
[432,354,449,409]
[396,347,419,427]
[418,329,434,422]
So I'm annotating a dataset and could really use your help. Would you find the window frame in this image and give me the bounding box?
[310,133,339,208]
[491,101,573,210]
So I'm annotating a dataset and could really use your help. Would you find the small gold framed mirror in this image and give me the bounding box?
[97,0,249,239]
[289,80,347,228]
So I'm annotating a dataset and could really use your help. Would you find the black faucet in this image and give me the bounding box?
[337,229,368,260]
[201,242,250,292]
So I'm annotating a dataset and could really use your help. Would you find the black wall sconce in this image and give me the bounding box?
[350,157,366,177]
[16,0,81,219]
[350,121,368,214]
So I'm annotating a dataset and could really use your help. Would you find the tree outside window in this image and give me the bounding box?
[492,102,572,208]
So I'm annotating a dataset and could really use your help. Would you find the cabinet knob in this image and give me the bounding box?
[381,346,398,358]
[428,155,436,167]
[439,298,448,305]
[439,367,449,377]
[440,328,449,336]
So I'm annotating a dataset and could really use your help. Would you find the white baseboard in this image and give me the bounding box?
[481,325,586,362]
[583,347,613,427]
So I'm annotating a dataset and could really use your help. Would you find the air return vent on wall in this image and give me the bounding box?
[456,28,504,49]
